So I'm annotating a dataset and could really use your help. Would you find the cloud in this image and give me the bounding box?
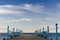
[56,3,60,9]
[20,18,32,21]
[0,4,44,14]
[0,18,32,22]
[0,5,24,15]
[0,4,45,22]
[21,4,45,13]
[57,3,60,8]
[44,18,52,21]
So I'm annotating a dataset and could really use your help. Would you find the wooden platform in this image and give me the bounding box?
[10,33,46,40]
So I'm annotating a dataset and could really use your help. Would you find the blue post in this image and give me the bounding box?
[56,23,58,40]
[42,27,44,37]
[16,29,18,36]
[13,27,15,37]
[18,30,20,36]
[35,30,37,36]
[20,30,22,36]
[43,27,44,32]
[19,31,20,36]
[47,26,49,40]
[40,29,41,37]
[7,26,9,40]
[16,29,17,36]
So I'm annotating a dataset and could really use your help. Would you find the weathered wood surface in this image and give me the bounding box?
[10,33,46,40]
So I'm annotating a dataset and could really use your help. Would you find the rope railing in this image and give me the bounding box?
[0,26,23,40]
[35,23,59,40]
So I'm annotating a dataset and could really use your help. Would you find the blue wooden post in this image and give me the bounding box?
[13,27,15,37]
[18,30,19,36]
[43,27,44,37]
[7,26,9,40]
[19,31,20,36]
[16,29,18,36]
[16,29,17,36]
[18,30,20,36]
[56,23,58,40]
[35,30,37,36]
[20,30,22,36]
[47,26,49,40]
[40,29,41,37]
[43,27,44,32]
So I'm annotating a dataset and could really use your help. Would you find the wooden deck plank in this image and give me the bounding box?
[10,34,46,40]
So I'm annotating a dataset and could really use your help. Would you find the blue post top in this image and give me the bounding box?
[7,26,9,32]
[56,23,58,26]
[47,26,49,30]
[7,26,9,39]
[7,26,9,33]
[43,27,44,32]
[56,23,58,40]
[47,26,49,40]
[47,26,49,33]
[8,26,9,29]
[56,23,58,33]
[56,23,58,29]
[40,29,41,32]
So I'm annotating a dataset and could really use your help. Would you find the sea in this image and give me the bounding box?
[0,33,60,40]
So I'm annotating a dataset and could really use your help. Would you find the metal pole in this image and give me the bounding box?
[7,26,9,40]
[56,23,58,40]
[47,26,49,40]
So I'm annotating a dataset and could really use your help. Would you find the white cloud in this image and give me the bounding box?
[0,4,44,14]
[44,18,52,21]
[0,18,32,22]
[56,3,60,10]
[21,4,45,13]
[0,4,44,22]
[0,9,23,14]
[0,5,24,15]
[57,3,60,8]
[20,18,32,21]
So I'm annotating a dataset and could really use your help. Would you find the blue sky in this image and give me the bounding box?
[0,0,60,33]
